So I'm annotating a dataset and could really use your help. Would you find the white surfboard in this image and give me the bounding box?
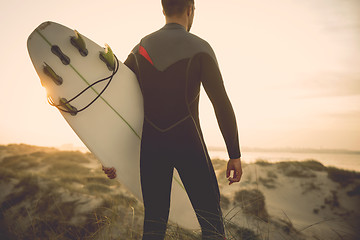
[27,21,199,229]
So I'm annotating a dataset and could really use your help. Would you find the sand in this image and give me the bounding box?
[0,144,359,240]
[215,160,360,240]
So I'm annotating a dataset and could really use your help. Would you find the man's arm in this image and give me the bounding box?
[200,53,242,184]
[124,43,140,73]
[124,53,137,75]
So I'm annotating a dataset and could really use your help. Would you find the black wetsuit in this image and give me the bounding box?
[124,23,241,240]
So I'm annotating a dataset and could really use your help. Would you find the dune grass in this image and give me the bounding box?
[234,189,269,222]
[327,167,360,187]
[0,146,263,239]
[0,147,141,239]
[0,144,359,239]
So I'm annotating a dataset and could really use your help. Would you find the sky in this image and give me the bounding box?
[0,0,359,151]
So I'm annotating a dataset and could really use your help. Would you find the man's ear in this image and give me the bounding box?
[186,5,192,16]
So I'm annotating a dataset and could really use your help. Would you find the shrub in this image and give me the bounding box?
[225,223,260,240]
[301,181,321,194]
[300,160,326,171]
[327,167,360,187]
[276,161,316,178]
[234,189,268,221]
[347,184,360,197]
[324,190,340,209]
[254,159,272,166]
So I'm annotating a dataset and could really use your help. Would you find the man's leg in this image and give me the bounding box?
[175,142,225,239]
[140,145,174,240]
[165,118,225,239]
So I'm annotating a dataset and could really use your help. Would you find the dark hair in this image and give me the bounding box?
[162,0,194,17]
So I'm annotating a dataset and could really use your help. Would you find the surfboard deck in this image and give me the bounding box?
[27,21,199,229]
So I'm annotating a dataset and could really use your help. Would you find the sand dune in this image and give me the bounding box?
[0,144,359,240]
[215,159,360,240]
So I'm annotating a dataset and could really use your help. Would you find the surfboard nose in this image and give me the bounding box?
[27,21,53,61]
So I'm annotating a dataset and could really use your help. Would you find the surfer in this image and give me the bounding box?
[103,0,242,239]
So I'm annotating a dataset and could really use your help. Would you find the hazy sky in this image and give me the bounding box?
[0,0,359,151]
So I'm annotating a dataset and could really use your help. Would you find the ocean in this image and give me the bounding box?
[208,149,360,172]
[58,144,360,172]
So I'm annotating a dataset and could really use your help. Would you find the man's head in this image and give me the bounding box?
[162,0,195,31]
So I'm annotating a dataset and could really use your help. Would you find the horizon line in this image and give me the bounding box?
[1,142,360,155]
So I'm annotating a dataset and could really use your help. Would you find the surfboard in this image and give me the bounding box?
[27,21,199,230]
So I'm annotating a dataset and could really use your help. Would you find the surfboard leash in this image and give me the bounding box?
[47,55,119,115]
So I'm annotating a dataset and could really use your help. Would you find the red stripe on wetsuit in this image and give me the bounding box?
[139,45,153,65]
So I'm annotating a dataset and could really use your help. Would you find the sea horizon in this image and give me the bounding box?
[1,142,359,172]
[208,147,360,172]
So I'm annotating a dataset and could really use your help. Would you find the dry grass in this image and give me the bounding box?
[0,146,143,239]
[233,189,269,222]
[327,167,360,187]
[1,144,359,240]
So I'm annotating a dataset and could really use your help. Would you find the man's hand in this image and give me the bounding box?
[102,165,117,179]
[226,158,242,185]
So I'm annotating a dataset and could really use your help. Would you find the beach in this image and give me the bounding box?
[0,144,359,239]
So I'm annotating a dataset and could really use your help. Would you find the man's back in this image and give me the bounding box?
[125,23,240,159]
[125,23,218,131]
[136,23,217,71]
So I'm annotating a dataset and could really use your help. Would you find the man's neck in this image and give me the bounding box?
[165,16,188,31]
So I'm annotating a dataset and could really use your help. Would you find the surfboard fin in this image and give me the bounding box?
[59,98,78,116]
[43,63,63,85]
[99,44,115,71]
[70,30,88,56]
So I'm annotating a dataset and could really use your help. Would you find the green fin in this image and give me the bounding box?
[43,62,63,85]
[70,30,88,56]
[59,98,78,116]
[99,44,115,71]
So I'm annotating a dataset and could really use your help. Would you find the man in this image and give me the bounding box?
[103,0,242,239]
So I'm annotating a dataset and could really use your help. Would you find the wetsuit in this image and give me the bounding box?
[124,23,241,240]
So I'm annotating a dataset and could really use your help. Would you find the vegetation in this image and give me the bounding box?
[225,223,260,240]
[256,159,326,178]
[0,147,144,240]
[301,181,321,194]
[276,161,320,178]
[0,145,216,239]
[327,167,360,187]
[1,144,359,240]
[347,184,360,197]
[234,189,268,222]
[254,159,272,166]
